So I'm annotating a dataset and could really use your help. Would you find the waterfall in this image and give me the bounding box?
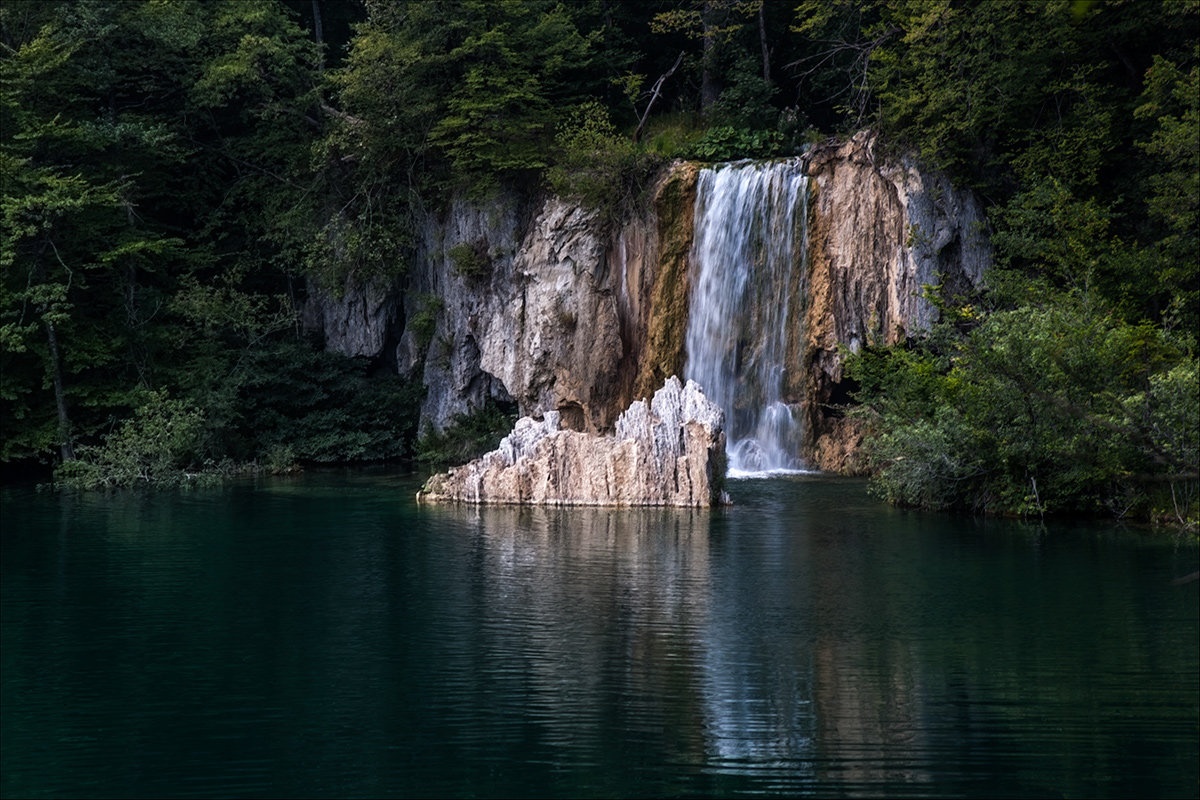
[684,160,809,475]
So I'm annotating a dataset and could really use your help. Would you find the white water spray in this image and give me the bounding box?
[684,160,809,475]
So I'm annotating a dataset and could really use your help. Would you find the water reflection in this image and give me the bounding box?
[3,476,1196,798]
[423,484,1200,798]
[809,522,931,793]
[430,504,716,773]
[431,500,923,790]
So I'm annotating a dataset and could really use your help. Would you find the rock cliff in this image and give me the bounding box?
[477,199,623,432]
[308,135,988,476]
[802,132,989,470]
[302,275,399,360]
[418,376,728,507]
[401,162,699,437]
[402,192,527,430]
[400,192,624,434]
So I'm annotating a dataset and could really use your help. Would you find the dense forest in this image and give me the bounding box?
[1,0,1196,524]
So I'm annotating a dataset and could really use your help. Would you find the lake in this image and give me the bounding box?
[2,470,1197,798]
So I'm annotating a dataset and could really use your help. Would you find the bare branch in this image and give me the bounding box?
[320,103,365,127]
[634,51,685,144]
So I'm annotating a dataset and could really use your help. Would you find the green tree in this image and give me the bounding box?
[1134,47,1200,329]
[848,295,1197,523]
[1,0,195,462]
[0,0,384,479]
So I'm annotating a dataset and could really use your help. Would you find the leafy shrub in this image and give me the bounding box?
[684,126,784,162]
[847,295,1198,525]
[54,391,220,489]
[448,240,490,280]
[57,338,426,489]
[408,294,444,348]
[709,52,779,131]
[226,340,422,466]
[546,100,661,222]
[416,400,517,470]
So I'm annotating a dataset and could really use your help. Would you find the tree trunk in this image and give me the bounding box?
[311,0,324,48]
[634,51,685,143]
[44,318,75,462]
[758,0,770,85]
[700,2,720,112]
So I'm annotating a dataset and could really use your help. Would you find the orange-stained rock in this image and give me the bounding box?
[802,132,989,471]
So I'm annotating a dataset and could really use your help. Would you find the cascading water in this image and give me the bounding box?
[684,159,809,475]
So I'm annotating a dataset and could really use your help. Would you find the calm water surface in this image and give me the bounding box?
[3,471,1197,798]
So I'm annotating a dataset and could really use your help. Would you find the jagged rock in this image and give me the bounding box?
[802,131,990,471]
[477,199,623,432]
[417,376,729,507]
[303,276,398,359]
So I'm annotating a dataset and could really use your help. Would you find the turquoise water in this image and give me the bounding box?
[2,471,1197,798]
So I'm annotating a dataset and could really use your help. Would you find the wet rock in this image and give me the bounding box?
[417,376,729,507]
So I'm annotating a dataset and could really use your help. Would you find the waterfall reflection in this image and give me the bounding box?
[423,497,936,786]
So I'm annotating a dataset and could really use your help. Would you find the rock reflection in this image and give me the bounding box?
[808,522,932,792]
[436,503,715,768]
[429,500,932,786]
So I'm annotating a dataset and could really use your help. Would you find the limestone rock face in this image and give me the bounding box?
[418,376,729,507]
[805,131,988,354]
[405,193,526,431]
[303,276,398,359]
[408,194,624,434]
[803,131,990,471]
[406,161,702,437]
[477,199,623,433]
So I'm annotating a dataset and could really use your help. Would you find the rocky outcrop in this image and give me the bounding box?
[417,376,729,507]
[312,136,987,477]
[405,193,624,434]
[477,200,624,432]
[802,131,990,471]
[303,276,399,359]
[408,161,700,436]
[402,192,527,430]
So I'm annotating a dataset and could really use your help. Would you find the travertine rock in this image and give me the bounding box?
[409,162,699,437]
[802,131,990,471]
[417,376,729,507]
[409,194,623,434]
[303,276,398,359]
[629,161,700,403]
[476,199,623,433]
